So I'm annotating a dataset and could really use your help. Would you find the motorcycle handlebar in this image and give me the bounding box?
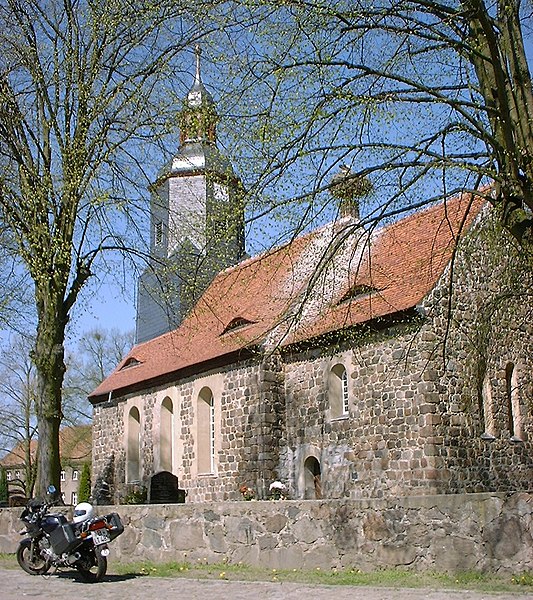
[20,500,53,521]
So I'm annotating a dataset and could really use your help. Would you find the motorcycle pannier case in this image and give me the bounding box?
[105,512,124,541]
[49,522,80,555]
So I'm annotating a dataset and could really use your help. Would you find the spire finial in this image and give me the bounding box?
[195,45,202,84]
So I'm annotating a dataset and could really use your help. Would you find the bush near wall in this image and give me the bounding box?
[0,469,8,505]
[78,463,91,503]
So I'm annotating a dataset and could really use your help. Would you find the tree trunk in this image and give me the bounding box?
[32,299,68,501]
[463,0,533,242]
[34,411,61,501]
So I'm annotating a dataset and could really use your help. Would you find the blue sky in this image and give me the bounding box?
[69,279,136,340]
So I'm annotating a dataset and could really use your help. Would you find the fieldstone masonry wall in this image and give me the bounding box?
[283,326,449,500]
[280,211,533,501]
[0,493,531,574]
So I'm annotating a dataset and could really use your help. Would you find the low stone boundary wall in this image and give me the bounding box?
[1,492,531,573]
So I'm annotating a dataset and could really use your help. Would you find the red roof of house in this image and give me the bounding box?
[0,425,92,467]
[89,193,484,403]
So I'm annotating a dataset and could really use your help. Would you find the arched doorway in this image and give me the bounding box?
[304,456,322,499]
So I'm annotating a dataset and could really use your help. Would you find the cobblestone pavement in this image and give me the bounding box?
[2,569,532,600]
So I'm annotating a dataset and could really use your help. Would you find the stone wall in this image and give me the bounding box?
[426,216,533,493]
[283,324,447,500]
[1,493,531,574]
[280,211,533,500]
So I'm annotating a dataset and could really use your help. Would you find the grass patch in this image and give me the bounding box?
[2,551,532,593]
[0,553,18,569]
[111,558,533,593]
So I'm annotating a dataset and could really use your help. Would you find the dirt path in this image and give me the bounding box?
[2,568,532,600]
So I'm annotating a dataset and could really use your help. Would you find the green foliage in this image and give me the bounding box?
[0,551,530,592]
[0,467,8,504]
[512,573,533,586]
[77,463,91,503]
[122,486,147,505]
[0,0,220,498]
[209,0,533,249]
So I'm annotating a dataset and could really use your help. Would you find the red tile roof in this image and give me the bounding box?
[0,425,92,467]
[291,194,483,343]
[89,193,484,403]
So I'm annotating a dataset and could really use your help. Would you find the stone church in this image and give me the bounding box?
[89,54,533,504]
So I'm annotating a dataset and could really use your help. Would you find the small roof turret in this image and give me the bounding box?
[186,45,215,108]
[179,46,218,144]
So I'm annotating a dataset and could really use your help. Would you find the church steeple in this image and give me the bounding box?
[179,46,218,145]
[135,48,246,344]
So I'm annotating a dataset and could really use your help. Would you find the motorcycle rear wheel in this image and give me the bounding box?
[16,539,50,575]
[76,547,107,583]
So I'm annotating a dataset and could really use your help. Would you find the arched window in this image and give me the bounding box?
[127,406,141,482]
[304,456,322,499]
[329,364,349,418]
[505,363,523,440]
[197,387,215,474]
[160,397,174,472]
[481,374,496,438]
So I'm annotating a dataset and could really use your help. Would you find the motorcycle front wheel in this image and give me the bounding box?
[76,546,107,583]
[16,539,50,575]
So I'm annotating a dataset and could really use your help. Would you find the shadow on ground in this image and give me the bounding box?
[53,570,141,584]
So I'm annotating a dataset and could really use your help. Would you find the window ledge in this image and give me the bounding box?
[331,415,350,422]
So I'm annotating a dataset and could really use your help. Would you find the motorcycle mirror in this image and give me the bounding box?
[47,485,56,495]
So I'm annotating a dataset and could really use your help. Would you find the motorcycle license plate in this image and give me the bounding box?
[92,529,110,545]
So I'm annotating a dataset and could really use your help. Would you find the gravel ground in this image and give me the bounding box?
[2,568,532,600]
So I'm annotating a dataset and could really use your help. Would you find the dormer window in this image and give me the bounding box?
[222,317,254,335]
[338,283,380,304]
[120,357,142,370]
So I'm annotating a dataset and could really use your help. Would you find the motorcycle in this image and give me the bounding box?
[16,486,124,583]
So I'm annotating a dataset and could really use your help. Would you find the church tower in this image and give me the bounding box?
[136,48,246,344]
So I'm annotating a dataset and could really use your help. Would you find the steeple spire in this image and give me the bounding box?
[136,47,245,344]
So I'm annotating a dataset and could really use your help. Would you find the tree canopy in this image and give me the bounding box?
[0,0,214,498]
[63,328,134,423]
[207,0,533,248]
